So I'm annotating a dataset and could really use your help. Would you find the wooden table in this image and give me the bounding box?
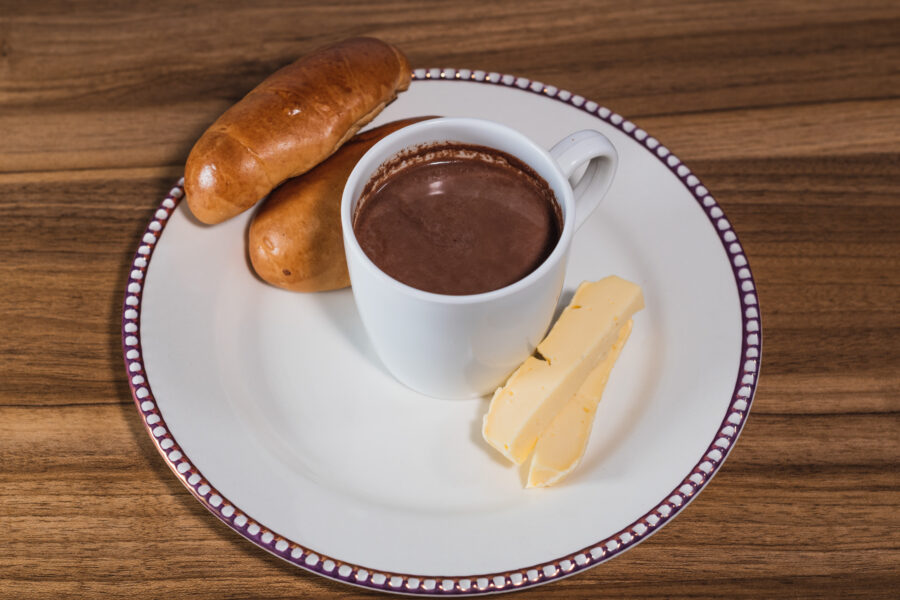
[2,1,898,597]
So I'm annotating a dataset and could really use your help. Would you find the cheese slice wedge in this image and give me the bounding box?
[527,319,633,488]
[482,276,644,464]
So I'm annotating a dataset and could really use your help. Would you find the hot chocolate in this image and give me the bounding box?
[352,143,562,295]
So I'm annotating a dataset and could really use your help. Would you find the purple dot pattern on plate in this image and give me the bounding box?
[122,69,762,595]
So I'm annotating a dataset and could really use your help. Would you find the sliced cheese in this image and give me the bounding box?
[527,319,633,488]
[482,276,644,464]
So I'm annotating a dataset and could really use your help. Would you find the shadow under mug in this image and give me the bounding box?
[341,117,618,399]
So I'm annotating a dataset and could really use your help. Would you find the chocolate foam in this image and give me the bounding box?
[353,143,562,295]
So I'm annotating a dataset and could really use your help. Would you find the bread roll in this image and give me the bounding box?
[249,116,436,292]
[185,37,411,224]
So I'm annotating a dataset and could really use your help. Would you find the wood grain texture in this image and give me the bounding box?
[0,0,898,598]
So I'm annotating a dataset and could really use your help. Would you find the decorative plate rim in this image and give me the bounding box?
[122,68,762,595]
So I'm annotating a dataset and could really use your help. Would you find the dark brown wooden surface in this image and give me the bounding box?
[1,1,898,598]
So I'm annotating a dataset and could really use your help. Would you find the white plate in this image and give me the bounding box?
[123,69,761,595]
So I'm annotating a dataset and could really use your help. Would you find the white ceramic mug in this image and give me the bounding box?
[341,118,618,399]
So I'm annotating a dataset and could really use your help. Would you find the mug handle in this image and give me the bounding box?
[549,130,618,230]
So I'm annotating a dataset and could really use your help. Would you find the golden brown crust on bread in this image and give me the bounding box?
[249,116,436,292]
[185,37,411,224]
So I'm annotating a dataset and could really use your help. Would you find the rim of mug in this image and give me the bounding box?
[340,117,579,305]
